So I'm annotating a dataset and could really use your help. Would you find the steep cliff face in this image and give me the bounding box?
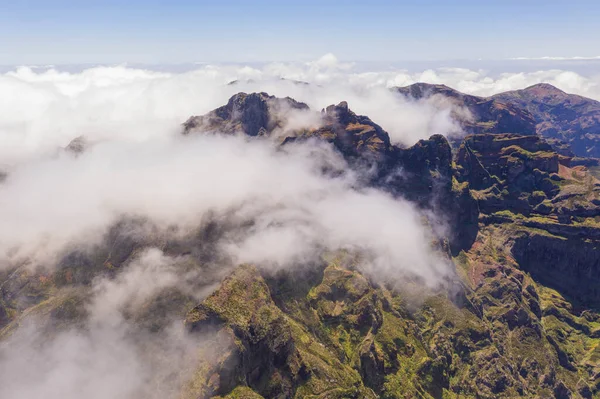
[455,134,563,215]
[454,129,600,307]
[183,92,477,253]
[284,101,393,162]
[385,134,479,254]
[511,229,600,306]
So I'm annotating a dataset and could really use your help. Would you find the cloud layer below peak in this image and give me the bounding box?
[2,54,599,164]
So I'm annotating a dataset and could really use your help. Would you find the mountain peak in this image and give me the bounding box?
[395,82,459,100]
[523,82,565,93]
[323,101,353,125]
[492,83,600,157]
[183,91,309,137]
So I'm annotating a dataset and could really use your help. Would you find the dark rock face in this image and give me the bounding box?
[395,83,538,136]
[184,92,478,253]
[285,100,393,163]
[383,133,479,253]
[358,340,385,392]
[492,83,600,158]
[455,134,564,215]
[447,179,480,254]
[512,232,600,306]
[183,92,309,137]
[387,134,453,201]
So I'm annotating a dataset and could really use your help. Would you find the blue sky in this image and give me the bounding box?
[0,0,599,64]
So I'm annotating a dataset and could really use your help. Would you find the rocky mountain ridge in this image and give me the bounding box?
[180,92,600,397]
[395,83,538,137]
[396,82,600,160]
[2,90,600,398]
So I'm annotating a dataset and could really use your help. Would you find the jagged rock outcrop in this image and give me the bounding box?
[383,133,478,253]
[185,93,393,164]
[386,134,452,200]
[184,92,478,252]
[183,92,309,137]
[284,101,393,163]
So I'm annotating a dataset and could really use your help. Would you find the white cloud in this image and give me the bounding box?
[0,58,474,166]
[0,61,454,396]
[0,133,449,287]
[1,54,598,271]
[2,53,597,274]
[0,248,214,399]
[2,57,599,168]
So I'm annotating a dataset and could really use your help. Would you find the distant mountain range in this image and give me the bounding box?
[395,82,600,159]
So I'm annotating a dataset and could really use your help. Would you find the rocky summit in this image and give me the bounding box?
[183,92,310,137]
[3,89,600,398]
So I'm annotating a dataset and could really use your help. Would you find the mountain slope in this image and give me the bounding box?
[396,82,600,159]
[394,83,538,136]
[2,92,600,398]
[491,83,600,158]
[180,93,600,397]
